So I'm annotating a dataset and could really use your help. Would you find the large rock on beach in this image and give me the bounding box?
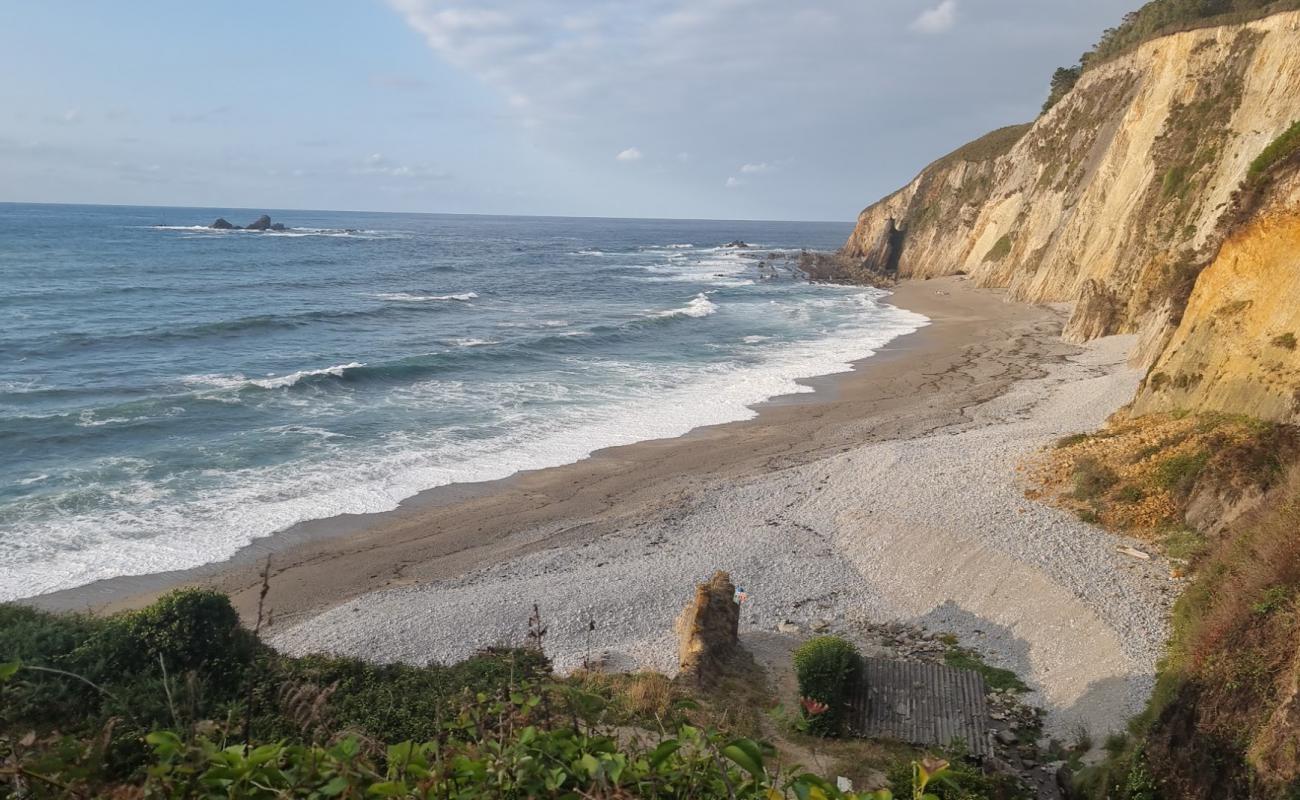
[676,571,741,685]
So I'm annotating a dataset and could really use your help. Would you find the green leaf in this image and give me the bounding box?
[368,781,410,796]
[0,661,20,681]
[721,738,765,778]
[648,740,681,769]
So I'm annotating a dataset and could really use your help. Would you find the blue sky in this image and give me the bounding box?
[1,1,1136,220]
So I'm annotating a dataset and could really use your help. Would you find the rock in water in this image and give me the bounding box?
[723,240,749,248]
[269,222,286,231]
[245,214,273,231]
[210,218,236,229]
[676,571,740,685]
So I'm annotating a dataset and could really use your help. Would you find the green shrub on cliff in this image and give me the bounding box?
[1249,120,1300,183]
[793,636,862,737]
[1042,65,1082,113]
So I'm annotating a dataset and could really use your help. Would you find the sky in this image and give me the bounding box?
[0,1,1138,221]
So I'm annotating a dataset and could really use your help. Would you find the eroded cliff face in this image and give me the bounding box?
[1132,165,1300,422]
[845,11,1300,378]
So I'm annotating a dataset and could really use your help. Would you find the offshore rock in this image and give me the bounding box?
[245,214,273,231]
[210,217,236,230]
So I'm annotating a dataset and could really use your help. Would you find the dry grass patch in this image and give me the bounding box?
[1025,413,1299,549]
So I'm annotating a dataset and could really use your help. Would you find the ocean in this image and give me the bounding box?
[0,203,927,601]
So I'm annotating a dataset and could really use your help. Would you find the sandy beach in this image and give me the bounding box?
[48,276,1173,737]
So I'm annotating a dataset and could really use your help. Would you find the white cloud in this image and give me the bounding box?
[911,1,957,34]
[724,176,742,188]
[616,146,643,161]
[739,162,770,174]
[43,109,81,125]
[353,152,450,180]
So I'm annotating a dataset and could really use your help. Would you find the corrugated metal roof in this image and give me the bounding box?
[847,658,991,758]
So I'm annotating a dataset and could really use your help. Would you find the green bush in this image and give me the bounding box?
[0,590,552,780]
[1073,456,1120,499]
[1248,120,1300,183]
[792,636,861,737]
[1155,451,1210,495]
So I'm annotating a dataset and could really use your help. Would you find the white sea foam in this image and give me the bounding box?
[151,225,397,239]
[449,338,499,347]
[17,474,49,486]
[181,362,365,392]
[373,292,478,303]
[182,373,251,391]
[0,290,930,602]
[650,293,718,319]
[249,362,366,389]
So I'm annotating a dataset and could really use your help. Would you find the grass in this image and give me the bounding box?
[982,234,1013,263]
[1154,451,1210,495]
[1056,432,1092,449]
[1248,120,1300,184]
[1161,526,1208,563]
[942,646,1029,693]
[1116,484,1147,504]
[931,124,1032,171]
[1072,456,1120,499]
[1161,164,1191,199]
[1272,332,1297,351]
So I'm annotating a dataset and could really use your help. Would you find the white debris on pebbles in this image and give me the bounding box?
[271,333,1172,738]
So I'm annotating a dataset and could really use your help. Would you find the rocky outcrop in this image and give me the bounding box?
[675,571,740,686]
[208,215,287,232]
[844,11,1300,375]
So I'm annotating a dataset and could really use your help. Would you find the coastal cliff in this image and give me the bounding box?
[846,8,1300,796]
[845,10,1300,422]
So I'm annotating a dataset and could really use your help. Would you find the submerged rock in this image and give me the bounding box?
[210,217,237,230]
[723,240,749,249]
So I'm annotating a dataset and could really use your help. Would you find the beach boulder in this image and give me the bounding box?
[245,214,273,231]
[210,217,237,230]
[676,571,741,685]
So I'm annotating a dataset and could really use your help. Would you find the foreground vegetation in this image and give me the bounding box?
[0,592,1029,798]
[1036,412,1300,798]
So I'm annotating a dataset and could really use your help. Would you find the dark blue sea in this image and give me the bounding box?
[0,203,927,599]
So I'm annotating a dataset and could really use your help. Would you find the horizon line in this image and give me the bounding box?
[0,199,854,227]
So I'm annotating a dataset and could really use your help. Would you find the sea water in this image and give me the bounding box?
[0,203,927,600]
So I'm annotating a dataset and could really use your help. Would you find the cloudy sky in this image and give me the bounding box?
[0,1,1136,220]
